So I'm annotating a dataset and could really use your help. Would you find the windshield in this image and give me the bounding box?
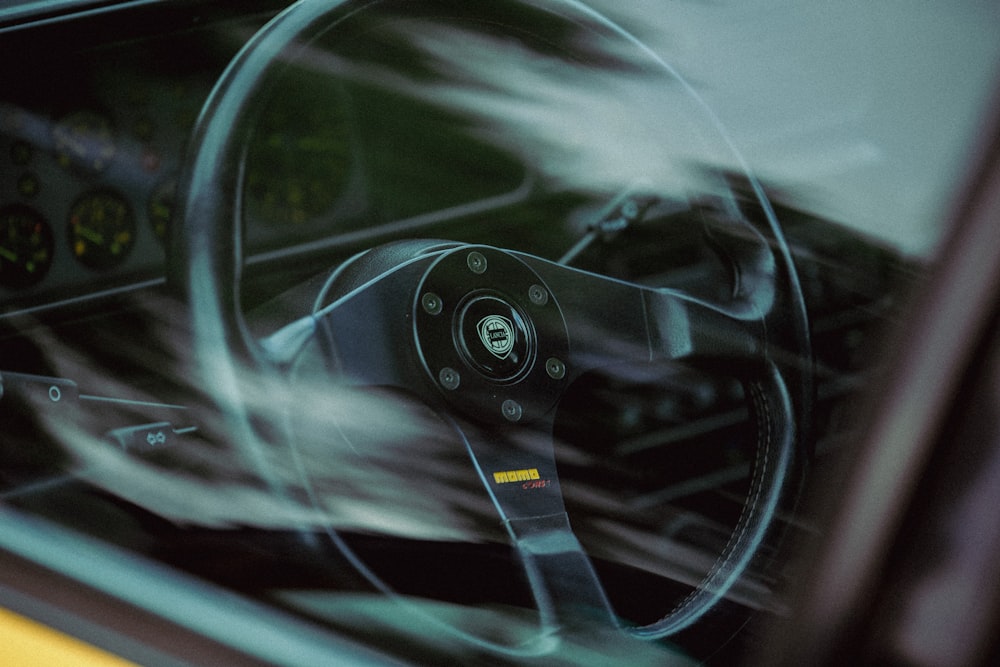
[588,0,999,257]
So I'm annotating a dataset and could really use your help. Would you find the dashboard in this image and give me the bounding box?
[0,0,529,317]
[0,5,264,313]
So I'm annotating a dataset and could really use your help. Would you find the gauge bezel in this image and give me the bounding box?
[66,189,137,272]
[0,203,55,290]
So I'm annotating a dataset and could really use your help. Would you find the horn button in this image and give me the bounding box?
[458,295,533,381]
[413,246,569,425]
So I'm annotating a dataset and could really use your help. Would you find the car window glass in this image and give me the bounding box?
[1,1,999,665]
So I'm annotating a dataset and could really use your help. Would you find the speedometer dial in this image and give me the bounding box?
[0,204,54,289]
[67,190,135,271]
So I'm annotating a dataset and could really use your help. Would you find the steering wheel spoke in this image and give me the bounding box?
[519,254,765,380]
[314,252,437,390]
[507,510,619,632]
[452,416,619,632]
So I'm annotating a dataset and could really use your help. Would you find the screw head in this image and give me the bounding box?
[421,292,443,315]
[501,399,523,422]
[545,357,566,380]
[467,251,488,275]
[528,284,548,306]
[439,367,461,391]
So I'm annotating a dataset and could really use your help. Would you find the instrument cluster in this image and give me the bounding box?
[0,59,207,312]
[0,1,530,317]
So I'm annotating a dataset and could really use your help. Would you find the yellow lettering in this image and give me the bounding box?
[493,468,544,484]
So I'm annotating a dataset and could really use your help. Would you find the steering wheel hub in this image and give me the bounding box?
[413,245,568,424]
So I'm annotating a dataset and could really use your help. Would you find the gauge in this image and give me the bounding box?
[53,110,117,172]
[148,179,175,243]
[0,205,54,289]
[244,76,352,227]
[67,190,136,271]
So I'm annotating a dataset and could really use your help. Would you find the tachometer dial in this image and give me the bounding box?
[67,191,136,271]
[0,205,54,289]
[53,110,117,172]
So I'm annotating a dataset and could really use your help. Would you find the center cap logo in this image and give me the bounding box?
[478,315,515,360]
[455,294,533,381]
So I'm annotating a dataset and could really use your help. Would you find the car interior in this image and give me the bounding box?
[1,1,998,665]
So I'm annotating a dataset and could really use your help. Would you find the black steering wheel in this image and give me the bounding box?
[173,0,811,648]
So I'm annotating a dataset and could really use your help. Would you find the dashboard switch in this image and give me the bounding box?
[106,422,176,453]
[0,371,79,408]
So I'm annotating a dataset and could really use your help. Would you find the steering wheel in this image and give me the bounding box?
[173,0,811,647]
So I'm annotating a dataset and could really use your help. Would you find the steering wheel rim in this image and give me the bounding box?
[173,0,812,649]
